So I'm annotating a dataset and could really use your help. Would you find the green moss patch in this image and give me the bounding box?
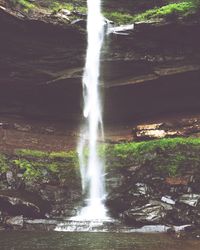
[0,149,80,187]
[16,149,49,158]
[105,138,200,177]
[0,154,9,174]
[104,11,135,25]
[46,0,87,14]
[1,137,200,184]
[104,2,198,24]
[133,2,196,22]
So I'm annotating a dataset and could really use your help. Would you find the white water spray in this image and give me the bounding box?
[75,0,108,220]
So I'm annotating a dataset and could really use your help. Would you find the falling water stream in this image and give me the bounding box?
[55,0,135,231]
[75,0,108,221]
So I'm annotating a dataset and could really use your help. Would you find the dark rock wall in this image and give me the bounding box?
[103,21,200,121]
[0,6,200,122]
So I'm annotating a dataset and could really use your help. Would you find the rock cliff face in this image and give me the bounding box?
[104,21,200,121]
[0,6,85,120]
[0,6,200,122]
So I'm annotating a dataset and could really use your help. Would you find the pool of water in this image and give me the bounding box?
[0,232,200,250]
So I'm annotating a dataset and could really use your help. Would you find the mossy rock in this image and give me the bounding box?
[105,137,200,177]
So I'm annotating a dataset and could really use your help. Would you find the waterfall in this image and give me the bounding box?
[75,0,108,220]
[55,0,134,231]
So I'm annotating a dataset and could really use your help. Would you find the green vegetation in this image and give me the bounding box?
[105,138,200,177]
[50,1,74,12]
[13,158,42,180]
[104,2,199,24]
[0,154,9,174]
[104,11,135,24]
[192,0,200,7]
[10,0,35,11]
[9,0,87,14]
[10,149,80,185]
[133,2,196,22]
[8,0,200,23]
[16,149,49,158]
[1,137,200,182]
[49,151,77,161]
[47,1,86,14]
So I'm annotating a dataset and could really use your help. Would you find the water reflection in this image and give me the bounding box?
[0,232,200,250]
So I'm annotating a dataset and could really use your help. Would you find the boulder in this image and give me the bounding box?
[58,9,71,16]
[135,183,149,195]
[38,185,81,217]
[179,194,200,207]
[4,215,23,229]
[6,171,14,186]
[0,190,50,218]
[6,170,23,189]
[161,196,175,205]
[123,200,173,225]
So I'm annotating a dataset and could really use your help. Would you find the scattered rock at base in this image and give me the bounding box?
[179,194,200,207]
[4,215,23,229]
[123,200,173,225]
[161,196,176,205]
[0,190,49,218]
[58,9,71,16]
